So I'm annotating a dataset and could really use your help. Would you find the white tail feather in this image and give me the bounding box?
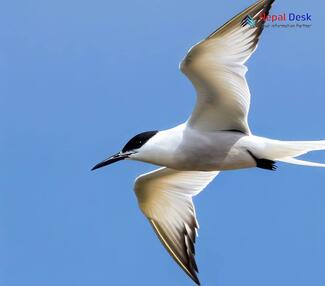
[278,157,325,167]
[260,138,325,168]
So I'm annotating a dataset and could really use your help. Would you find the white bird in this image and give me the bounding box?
[92,0,325,284]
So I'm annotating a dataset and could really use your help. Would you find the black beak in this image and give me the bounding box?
[91,152,128,171]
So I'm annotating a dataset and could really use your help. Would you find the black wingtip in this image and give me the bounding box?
[189,271,201,286]
[194,276,201,285]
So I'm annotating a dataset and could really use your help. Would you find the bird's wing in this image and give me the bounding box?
[134,167,219,285]
[180,0,274,134]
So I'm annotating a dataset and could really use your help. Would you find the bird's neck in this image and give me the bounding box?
[132,124,186,166]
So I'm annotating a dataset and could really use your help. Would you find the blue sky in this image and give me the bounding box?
[1,0,324,285]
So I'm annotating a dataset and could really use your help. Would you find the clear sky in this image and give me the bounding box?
[1,0,324,285]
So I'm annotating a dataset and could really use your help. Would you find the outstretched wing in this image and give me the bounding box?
[134,167,219,285]
[181,0,275,134]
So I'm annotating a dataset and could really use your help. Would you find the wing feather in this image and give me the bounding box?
[134,168,219,285]
[181,0,275,134]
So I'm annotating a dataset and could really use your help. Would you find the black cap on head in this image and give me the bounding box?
[91,130,158,171]
[122,130,158,153]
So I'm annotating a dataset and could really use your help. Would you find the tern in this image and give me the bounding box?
[92,0,325,284]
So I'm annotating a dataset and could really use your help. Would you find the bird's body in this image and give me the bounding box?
[92,0,325,284]
[132,124,261,171]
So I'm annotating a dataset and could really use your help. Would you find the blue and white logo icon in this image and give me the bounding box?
[241,15,256,27]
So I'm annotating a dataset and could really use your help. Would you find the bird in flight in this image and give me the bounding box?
[92,0,325,284]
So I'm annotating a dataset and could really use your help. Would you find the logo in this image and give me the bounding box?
[260,12,312,22]
[241,15,256,28]
[242,12,312,29]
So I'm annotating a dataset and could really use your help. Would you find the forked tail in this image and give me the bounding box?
[261,139,325,167]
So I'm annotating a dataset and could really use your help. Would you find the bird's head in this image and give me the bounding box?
[91,130,158,170]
